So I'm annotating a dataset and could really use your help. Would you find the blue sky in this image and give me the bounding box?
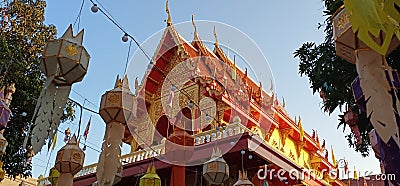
[32,0,380,179]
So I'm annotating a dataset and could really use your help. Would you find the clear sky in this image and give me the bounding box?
[31,0,380,179]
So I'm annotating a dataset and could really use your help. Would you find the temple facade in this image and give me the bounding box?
[38,6,345,186]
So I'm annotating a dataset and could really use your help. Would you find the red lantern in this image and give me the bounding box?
[319,90,327,103]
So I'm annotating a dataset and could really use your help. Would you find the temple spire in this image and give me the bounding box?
[192,14,197,35]
[166,0,172,26]
[192,14,200,41]
[213,25,219,46]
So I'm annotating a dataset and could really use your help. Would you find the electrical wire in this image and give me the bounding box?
[71,90,99,109]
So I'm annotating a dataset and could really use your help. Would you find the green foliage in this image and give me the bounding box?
[293,0,391,157]
[0,0,75,178]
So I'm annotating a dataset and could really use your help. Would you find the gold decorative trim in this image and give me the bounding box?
[278,128,292,148]
[295,141,306,159]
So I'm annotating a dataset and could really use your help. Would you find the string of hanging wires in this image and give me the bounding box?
[88,0,227,126]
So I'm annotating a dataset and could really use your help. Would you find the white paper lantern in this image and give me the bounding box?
[203,148,229,185]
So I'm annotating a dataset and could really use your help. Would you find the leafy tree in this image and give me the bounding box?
[294,0,400,157]
[0,0,75,178]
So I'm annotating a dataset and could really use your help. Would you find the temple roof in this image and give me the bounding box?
[133,9,277,117]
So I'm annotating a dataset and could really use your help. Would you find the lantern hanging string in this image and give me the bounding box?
[124,39,132,74]
[43,149,53,177]
[73,0,85,31]
[76,99,86,142]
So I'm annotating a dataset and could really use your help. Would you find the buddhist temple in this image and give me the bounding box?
[38,3,345,186]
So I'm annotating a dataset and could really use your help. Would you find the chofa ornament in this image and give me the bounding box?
[29,24,90,154]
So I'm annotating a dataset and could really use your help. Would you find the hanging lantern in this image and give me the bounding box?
[4,83,15,106]
[319,90,327,103]
[97,75,135,186]
[54,135,84,186]
[233,170,254,186]
[139,165,161,186]
[332,6,399,64]
[40,25,90,84]
[48,167,60,185]
[0,133,8,156]
[369,129,381,159]
[0,98,11,131]
[344,109,361,145]
[31,24,91,154]
[203,148,229,185]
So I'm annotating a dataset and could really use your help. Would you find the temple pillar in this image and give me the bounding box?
[170,166,185,186]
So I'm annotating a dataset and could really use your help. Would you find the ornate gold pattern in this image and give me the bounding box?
[335,11,349,31]
[278,128,292,148]
[73,152,81,161]
[295,141,306,159]
[65,44,78,56]
[264,127,274,142]
[108,94,120,104]
[288,150,296,161]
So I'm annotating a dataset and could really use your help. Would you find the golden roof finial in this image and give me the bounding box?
[192,14,197,35]
[270,79,274,92]
[166,0,172,26]
[213,25,219,46]
[114,75,123,88]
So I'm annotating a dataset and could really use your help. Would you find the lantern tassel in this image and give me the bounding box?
[31,76,71,154]
[356,50,400,147]
[96,122,124,186]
